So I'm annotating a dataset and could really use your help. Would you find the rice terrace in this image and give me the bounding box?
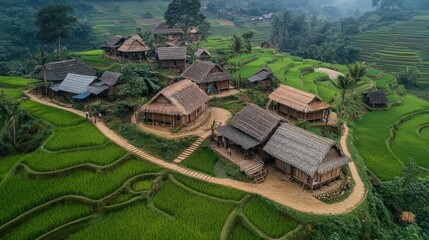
[1,0,429,239]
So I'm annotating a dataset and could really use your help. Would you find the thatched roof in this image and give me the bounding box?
[217,125,261,150]
[249,67,273,83]
[157,47,187,60]
[151,21,184,35]
[188,26,199,34]
[264,123,350,177]
[36,60,96,82]
[269,85,330,113]
[181,60,232,84]
[231,103,282,142]
[58,73,96,94]
[195,48,211,59]
[118,35,150,53]
[140,79,209,115]
[367,91,388,105]
[400,211,415,223]
[101,35,125,48]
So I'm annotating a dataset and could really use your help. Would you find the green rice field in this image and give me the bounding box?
[391,114,429,169]
[0,100,302,239]
[354,95,429,181]
[353,14,429,86]
[0,76,39,99]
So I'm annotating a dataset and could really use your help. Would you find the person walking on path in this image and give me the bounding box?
[85,111,89,120]
[93,116,97,124]
[98,112,102,121]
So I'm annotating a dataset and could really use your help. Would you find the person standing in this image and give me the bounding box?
[85,111,89,120]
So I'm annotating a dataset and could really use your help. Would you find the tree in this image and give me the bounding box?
[35,4,77,59]
[30,48,50,96]
[337,74,355,114]
[0,91,21,149]
[372,0,404,9]
[271,11,292,50]
[119,64,161,98]
[229,34,252,88]
[347,62,368,94]
[164,0,210,41]
[397,67,420,89]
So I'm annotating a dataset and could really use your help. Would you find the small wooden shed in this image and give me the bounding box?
[264,123,351,190]
[269,85,331,121]
[181,60,232,94]
[156,47,187,70]
[139,80,209,129]
[261,41,271,49]
[117,35,150,61]
[366,91,389,108]
[248,67,274,89]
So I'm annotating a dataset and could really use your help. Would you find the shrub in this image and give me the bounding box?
[114,101,134,118]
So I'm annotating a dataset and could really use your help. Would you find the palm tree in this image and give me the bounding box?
[337,74,355,113]
[347,61,368,94]
[31,48,49,96]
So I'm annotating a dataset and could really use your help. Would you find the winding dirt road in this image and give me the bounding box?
[25,91,367,215]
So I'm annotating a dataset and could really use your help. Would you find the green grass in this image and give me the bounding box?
[2,202,92,240]
[112,123,197,161]
[0,88,22,99]
[23,143,127,171]
[391,114,429,168]
[0,154,24,180]
[44,122,108,151]
[354,95,429,180]
[420,126,429,139]
[230,224,263,240]
[174,174,246,201]
[21,101,86,127]
[132,179,153,192]
[208,95,246,115]
[0,76,39,87]
[181,143,218,176]
[244,197,298,238]
[0,158,160,224]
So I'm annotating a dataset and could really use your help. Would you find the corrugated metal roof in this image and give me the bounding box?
[58,73,96,94]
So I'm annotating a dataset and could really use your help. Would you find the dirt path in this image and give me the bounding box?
[25,91,367,215]
[315,68,344,80]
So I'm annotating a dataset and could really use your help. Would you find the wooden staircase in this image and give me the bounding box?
[237,155,267,184]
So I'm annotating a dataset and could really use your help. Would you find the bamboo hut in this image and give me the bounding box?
[269,85,331,121]
[138,80,209,129]
[261,41,271,48]
[156,47,187,70]
[117,35,150,61]
[195,48,211,61]
[151,21,184,42]
[248,67,274,89]
[181,60,232,94]
[188,26,201,42]
[366,91,388,108]
[217,103,282,158]
[100,35,125,56]
[264,123,351,190]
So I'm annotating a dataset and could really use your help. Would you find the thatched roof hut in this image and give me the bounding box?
[249,67,274,89]
[101,35,125,49]
[118,35,150,53]
[152,21,184,35]
[195,48,211,61]
[264,123,350,178]
[217,103,282,150]
[140,80,209,116]
[270,85,330,113]
[366,91,388,108]
[181,60,232,92]
[35,60,96,82]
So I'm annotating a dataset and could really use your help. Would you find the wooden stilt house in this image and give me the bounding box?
[117,35,150,61]
[269,85,331,121]
[263,123,351,190]
[248,67,274,89]
[101,35,125,56]
[156,47,187,70]
[151,21,184,42]
[138,80,209,129]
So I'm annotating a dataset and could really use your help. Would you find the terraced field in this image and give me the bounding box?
[0,76,39,99]
[0,99,302,239]
[353,14,429,86]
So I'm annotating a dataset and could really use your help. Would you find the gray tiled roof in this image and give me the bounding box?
[58,73,96,94]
